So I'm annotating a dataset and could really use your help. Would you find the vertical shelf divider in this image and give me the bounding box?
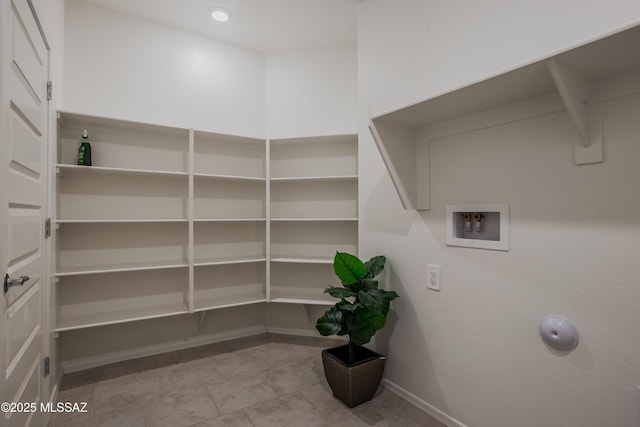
[265,138,271,302]
[188,128,195,313]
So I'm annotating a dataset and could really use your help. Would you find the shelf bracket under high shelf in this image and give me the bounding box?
[197,311,207,332]
[547,59,603,165]
[301,304,318,324]
[369,118,430,211]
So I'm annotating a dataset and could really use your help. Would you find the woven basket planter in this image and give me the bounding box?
[321,344,386,408]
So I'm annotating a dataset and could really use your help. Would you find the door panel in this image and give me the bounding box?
[6,285,40,370]
[7,356,40,427]
[10,106,43,177]
[1,1,49,426]
[9,0,46,132]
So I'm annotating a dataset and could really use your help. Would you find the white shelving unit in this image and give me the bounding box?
[55,112,268,331]
[369,24,640,211]
[54,112,357,331]
[268,135,358,305]
[192,130,267,312]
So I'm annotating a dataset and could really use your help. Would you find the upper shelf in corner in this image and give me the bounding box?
[369,24,640,211]
[371,24,640,129]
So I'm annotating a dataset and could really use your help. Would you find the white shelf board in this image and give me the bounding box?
[56,219,188,224]
[372,24,640,128]
[269,286,335,305]
[270,297,334,306]
[270,134,357,145]
[56,260,189,276]
[270,175,358,183]
[369,24,640,211]
[194,256,267,267]
[56,163,188,178]
[193,129,265,144]
[270,217,358,222]
[57,111,190,136]
[193,218,266,223]
[270,256,333,264]
[193,294,266,312]
[194,172,265,182]
[55,301,189,332]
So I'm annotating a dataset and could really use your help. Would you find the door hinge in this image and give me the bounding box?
[44,218,51,238]
[47,81,52,101]
[43,357,50,377]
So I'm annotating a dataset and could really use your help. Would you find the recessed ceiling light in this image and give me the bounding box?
[209,6,231,22]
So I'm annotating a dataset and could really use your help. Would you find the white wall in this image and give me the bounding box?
[63,0,266,138]
[266,46,357,138]
[359,1,640,427]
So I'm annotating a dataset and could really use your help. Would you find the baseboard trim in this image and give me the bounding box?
[382,378,468,427]
[62,325,267,373]
[266,326,340,339]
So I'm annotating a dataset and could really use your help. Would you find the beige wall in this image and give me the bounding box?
[358,1,640,426]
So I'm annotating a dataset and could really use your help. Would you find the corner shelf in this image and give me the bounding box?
[56,219,188,224]
[54,112,357,332]
[56,302,190,332]
[268,134,358,304]
[193,256,267,267]
[270,256,333,264]
[369,24,640,210]
[55,260,189,277]
[270,175,358,183]
[56,164,189,178]
[270,218,358,222]
[270,297,335,306]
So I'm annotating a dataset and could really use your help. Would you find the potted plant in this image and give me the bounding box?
[315,251,399,407]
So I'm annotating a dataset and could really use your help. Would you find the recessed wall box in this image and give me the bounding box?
[445,204,509,251]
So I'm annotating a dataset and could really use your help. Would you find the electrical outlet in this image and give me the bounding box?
[427,264,440,291]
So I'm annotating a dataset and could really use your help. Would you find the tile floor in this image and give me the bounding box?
[49,334,446,427]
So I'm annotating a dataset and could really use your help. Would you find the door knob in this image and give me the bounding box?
[3,274,30,294]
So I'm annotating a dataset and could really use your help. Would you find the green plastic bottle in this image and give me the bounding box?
[77,129,92,166]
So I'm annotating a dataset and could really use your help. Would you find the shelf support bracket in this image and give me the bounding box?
[547,59,603,165]
[301,304,316,324]
[369,118,430,210]
[197,311,207,332]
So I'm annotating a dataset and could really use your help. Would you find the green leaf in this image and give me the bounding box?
[361,279,379,291]
[358,290,390,320]
[363,255,386,279]
[335,300,358,312]
[345,307,381,346]
[315,311,344,336]
[324,286,356,299]
[333,252,366,285]
[369,288,400,302]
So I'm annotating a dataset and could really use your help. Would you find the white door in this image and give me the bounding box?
[0,0,49,426]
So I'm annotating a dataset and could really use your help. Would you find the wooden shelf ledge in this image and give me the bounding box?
[369,24,640,211]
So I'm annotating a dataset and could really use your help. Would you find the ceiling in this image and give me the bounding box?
[80,0,363,53]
